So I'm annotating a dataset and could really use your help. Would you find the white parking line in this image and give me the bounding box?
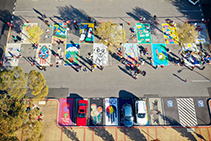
[192,80,211,82]
[180,10,201,13]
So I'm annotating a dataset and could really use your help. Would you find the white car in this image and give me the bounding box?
[188,0,199,5]
[135,100,148,125]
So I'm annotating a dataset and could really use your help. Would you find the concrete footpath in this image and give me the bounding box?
[17,99,211,141]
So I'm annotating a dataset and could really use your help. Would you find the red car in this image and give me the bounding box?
[77,100,88,126]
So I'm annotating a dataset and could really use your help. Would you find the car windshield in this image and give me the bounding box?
[79,103,86,106]
[125,116,132,121]
[78,113,86,118]
[138,113,146,118]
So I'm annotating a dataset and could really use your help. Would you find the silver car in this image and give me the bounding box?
[122,104,134,127]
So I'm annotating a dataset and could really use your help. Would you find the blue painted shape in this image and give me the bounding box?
[152,43,169,66]
[167,100,173,107]
[198,100,204,107]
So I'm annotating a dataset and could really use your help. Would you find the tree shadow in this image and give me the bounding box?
[57,5,89,22]
[118,127,147,141]
[33,8,43,17]
[88,127,115,141]
[119,90,138,99]
[171,0,201,20]
[126,7,158,35]
[0,10,23,35]
[63,127,80,141]
[160,114,206,141]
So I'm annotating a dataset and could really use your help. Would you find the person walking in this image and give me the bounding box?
[83,67,88,72]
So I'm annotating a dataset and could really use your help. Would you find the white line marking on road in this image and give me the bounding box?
[14,11,34,13]
[201,13,204,16]
[192,80,211,82]
[200,9,202,12]
[180,10,200,13]
[198,4,201,7]
[12,11,15,15]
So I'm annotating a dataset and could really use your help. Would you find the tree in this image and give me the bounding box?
[0,93,44,141]
[177,23,199,46]
[26,25,43,44]
[0,66,48,100]
[95,21,126,53]
[28,70,49,100]
[0,66,28,99]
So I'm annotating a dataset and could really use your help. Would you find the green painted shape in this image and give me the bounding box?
[64,113,68,118]
[136,23,152,44]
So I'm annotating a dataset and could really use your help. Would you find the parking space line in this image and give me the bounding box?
[198,127,202,141]
[115,127,117,141]
[207,127,211,141]
[84,128,86,141]
[155,128,157,140]
[124,127,126,141]
[60,128,63,141]
[92,128,94,141]
[147,127,149,141]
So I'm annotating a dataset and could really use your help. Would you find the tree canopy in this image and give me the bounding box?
[0,66,48,100]
[26,25,43,44]
[177,23,199,46]
[0,93,44,141]
[95,21,126,52]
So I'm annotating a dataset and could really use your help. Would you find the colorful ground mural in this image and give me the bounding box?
[58,98,73,126]
[90,98,103,126]
[3,43,21,66]
[191,22,209,44]
[22,23,38,44]
[104,98,118,126]
[124,43,140,65]
[136,23,151,44]
[162,23,179,44]
[52,23,67,44]
[152,43,169,66]
[90,104,103,125]
[79,23,94,43]
[64,43,80,66]
[93,43,108,66]
[182,43,205,66]
[36,43,52,66]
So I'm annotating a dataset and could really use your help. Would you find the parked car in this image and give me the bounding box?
[77,100,88,126]
[135,100,148,125]
[122,104,134,127]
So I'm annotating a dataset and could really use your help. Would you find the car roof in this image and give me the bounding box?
[79,100,88,104]
[124,104,132,116]
[136,100,146,113]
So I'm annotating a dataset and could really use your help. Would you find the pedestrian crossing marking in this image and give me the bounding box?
[176,98,197,126]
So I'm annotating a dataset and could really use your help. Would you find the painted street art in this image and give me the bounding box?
[90,98,103,126]
[22,23,38,44]
[191,22,209,44]
[152,43,169,66]
[36,43,52,66]
[79,23,94,43]
[52,23,67,44]
[65,43,80,66]
[90,104,103,125]
[124,43,140,65]
[104,98,118,126]
[3,43,21,66]
[58,98,73,126]
[162,23,179,44]
[136,23,151,44]
[93,43,108,66]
